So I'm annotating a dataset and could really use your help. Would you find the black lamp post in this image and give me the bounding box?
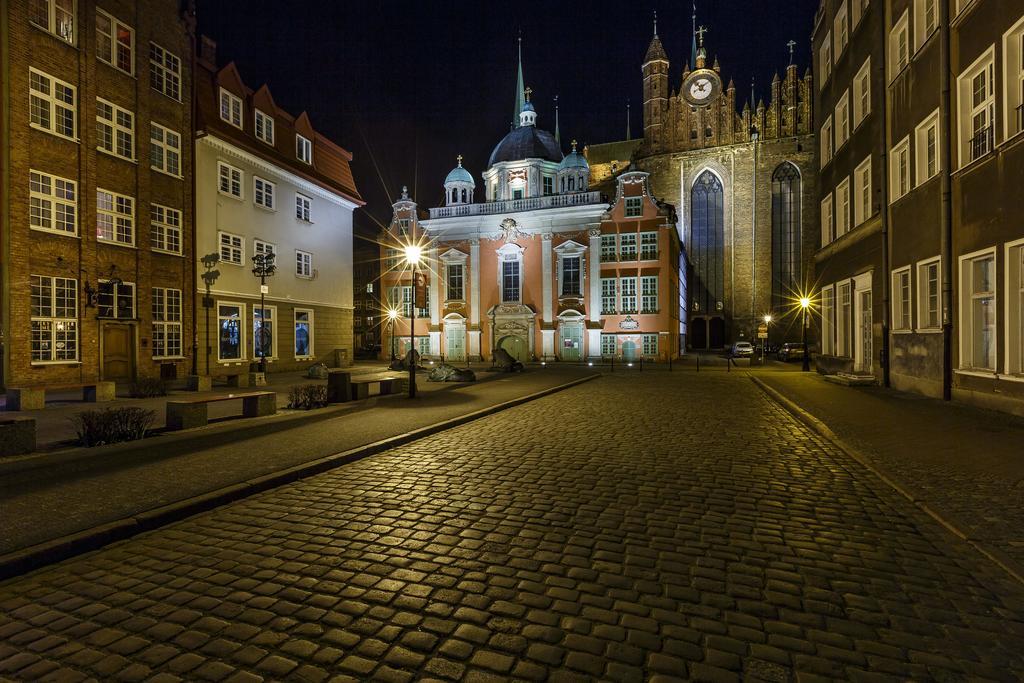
[251,252,276,373]
[800,297,811,372]
[388,309,398,361]
[404,245,423,398]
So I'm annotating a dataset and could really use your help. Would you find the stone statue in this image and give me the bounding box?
[389,349,421,371]
[306,362,329,379]
[428,363,477,382]
[494,347,525,372]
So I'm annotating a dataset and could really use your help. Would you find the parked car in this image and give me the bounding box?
[777,342,806,361]
[731,341,754,358]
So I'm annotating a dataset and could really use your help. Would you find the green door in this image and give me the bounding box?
[447,326,465,361]
[499,335,528,363]
[622,340,637,361]
[561,323,583,361]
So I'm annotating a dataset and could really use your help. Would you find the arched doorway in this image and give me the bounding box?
[709,318,725,349]
[498,335,528,363]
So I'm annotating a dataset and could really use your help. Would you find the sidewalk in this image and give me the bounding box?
[752,367,1024,572]
[0,365,595,560]
[0,362,399,449]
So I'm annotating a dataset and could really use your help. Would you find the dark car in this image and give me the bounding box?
[777,342,806,362]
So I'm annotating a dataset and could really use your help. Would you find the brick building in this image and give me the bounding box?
[1,0,196,389]
[193,38,363,377]
[588,20,817,350]
[353,233,380,354]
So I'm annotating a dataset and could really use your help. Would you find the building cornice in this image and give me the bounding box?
[199,135,362,210]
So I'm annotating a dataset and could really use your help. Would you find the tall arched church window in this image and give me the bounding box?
[771,162,802,315]
[689,170,725,318]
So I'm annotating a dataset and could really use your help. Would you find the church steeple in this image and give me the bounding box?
[512,35,525,130]
[691,2,698,69]
[554,94,561,146]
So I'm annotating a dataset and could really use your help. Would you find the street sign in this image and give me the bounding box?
[260,284,269,295]
[757,324,768,335]
[414,272,427,309]
[758,332,768,339]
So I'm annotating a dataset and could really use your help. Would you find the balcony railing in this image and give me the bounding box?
[427,191,604,219]
[969,125,994,163]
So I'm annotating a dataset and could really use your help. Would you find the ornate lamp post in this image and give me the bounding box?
[387,308,399,361]
[404,244,423,398]
[762,313,772,364]
[251,251,276,374]
[799,297,811,372]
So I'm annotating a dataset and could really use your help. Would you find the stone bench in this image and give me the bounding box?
[0,417,36,456]
[5,382,116,411]
[350,377,404,401]
[165,391,276,431]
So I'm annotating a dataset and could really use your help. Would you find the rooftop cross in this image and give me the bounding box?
[787,40,797,64]
[696,25,708,47]
[571,139,578,152]
[456,154,463,167]
[524,86,532,102]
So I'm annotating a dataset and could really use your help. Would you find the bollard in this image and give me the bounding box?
[610,356,614,373]
[639,357,643,372]
[696,354,700,372]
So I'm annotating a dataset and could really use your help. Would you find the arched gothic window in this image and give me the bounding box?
[771,162,802,314]
[689,170,724,317]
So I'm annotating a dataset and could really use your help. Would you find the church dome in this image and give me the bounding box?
[488,126,563,166]
[559,145,589,171]
[445,160,475,187]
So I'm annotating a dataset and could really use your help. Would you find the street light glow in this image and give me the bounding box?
[763,314,772,324]
[387,308,399,321]
[404,244,422,266]
[799,297,811,309]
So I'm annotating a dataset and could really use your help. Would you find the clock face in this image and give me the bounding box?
[683,70,722,107]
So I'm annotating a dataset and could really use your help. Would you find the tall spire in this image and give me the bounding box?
[653,9,658,37]
[626,101,631,141]
[691,2,698,68]
[554,94,561,146]
[512,33,525,130]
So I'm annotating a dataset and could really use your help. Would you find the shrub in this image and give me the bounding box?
[288,384,328,410]
[129,377,167,398]
[71,407,156,447]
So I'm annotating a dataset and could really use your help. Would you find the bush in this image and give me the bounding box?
[288,384,328,410]
[71,407,156,447]
[129,377,167,398]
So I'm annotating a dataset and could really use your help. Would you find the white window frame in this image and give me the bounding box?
[916,257,941,332]
[96,188,134,246]
[1005,238,1024,376]
[217,302,245,362]
[151,287,183,359]
[254,239,275,259]
[295,193,312,222]
[29,68,77,141]
[219,88,243,128]
[149,42,181,101]
[96,8,133,75]
[96,279,135,319]
[835,90,850,150]
[913,0,938,53]
[600,334,617,357]
[851,0,868,30]
[559,254,583,297]
[253,304,278,361]
[958,247,997,372]
[819,32,832,88]
[1002,17,1024,142]
[150,204,182,255]
[837,281,853,357]
[889,11,910,82]
[619,277,638,314]
[642,334,658,358]
[820,115,833,168]
[294,309,314,359]
[640,276,658,313]
[891,266,913,331]
[821,192,834,245]
[600,277,617,315]
[821,285,835,355]
[853,57,872,128]
[624,196,642,218]
[219,230,243,265]
[889,136,911,202]
[29,170,77,236]
[149,122,181,178]
[29,0,75,44]
[836,177,851,238]
[296,134,313,164]
[96,97,134,161]
[618,233,637,261]
[296,250,313,278]
[600,234,617,261]
[255,109,275,145]
[446,262,465,301]
[957,46,996,168]
[254,176,275,210]
[640,232,658,260]
[915,109,941,185]
[30,274,78,363]
[218,161,243,199]
[854,156,872,226]
[834,1,849,58]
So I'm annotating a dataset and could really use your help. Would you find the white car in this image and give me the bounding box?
[731,341,754,357]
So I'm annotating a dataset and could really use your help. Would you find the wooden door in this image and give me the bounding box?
[102,324,134,381]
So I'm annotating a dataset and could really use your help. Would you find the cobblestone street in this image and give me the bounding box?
[2,371,1024,682]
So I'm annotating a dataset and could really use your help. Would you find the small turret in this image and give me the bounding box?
[443,155,475,206]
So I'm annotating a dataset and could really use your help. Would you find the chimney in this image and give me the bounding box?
[199,35,217,68]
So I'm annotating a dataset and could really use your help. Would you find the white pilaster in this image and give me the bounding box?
[542,233,553,323]
[542,329,555,359]
[429,331,441,357]
[470,240,480,326]
[429,248,440,326]
[468,330,482,360]
[588,228,602,324]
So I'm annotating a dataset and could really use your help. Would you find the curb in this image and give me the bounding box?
[750,375,1024,588]
[0,374,599,582]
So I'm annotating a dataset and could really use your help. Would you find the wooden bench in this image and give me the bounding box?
[349,377,404,400]
[6,382,116,411]
[165,391,276,430]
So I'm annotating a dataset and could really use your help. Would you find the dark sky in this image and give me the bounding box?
[197,1,817,235]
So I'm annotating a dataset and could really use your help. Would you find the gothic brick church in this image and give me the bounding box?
[588,19,818,349]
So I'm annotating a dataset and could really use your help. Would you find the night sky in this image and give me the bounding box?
[197,1,817,236]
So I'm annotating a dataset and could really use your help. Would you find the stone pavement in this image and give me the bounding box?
[2,371,1024,681]
[1,366,591,557]
[753,368,1024,571]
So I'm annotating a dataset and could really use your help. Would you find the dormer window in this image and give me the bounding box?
[219,88,242,128]
[296,134,312,164]
[255,109,274,145]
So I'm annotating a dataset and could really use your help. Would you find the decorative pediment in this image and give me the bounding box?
[619,316,641,330]
[557,306,586,319]
[439,248,468,263]
[443,311,466,322]
[495,241,525,258]
[553,239,587,255]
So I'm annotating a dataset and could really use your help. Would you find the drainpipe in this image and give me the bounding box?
[187,7,199,378]
[879,1,892,387]
[939,0,953,400]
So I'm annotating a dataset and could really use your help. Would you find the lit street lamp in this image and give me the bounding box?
[762,313,772,364]
[387,308,399,362]
[404,244,423,398]
[251,251,276,374]
[799,297,811,372]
